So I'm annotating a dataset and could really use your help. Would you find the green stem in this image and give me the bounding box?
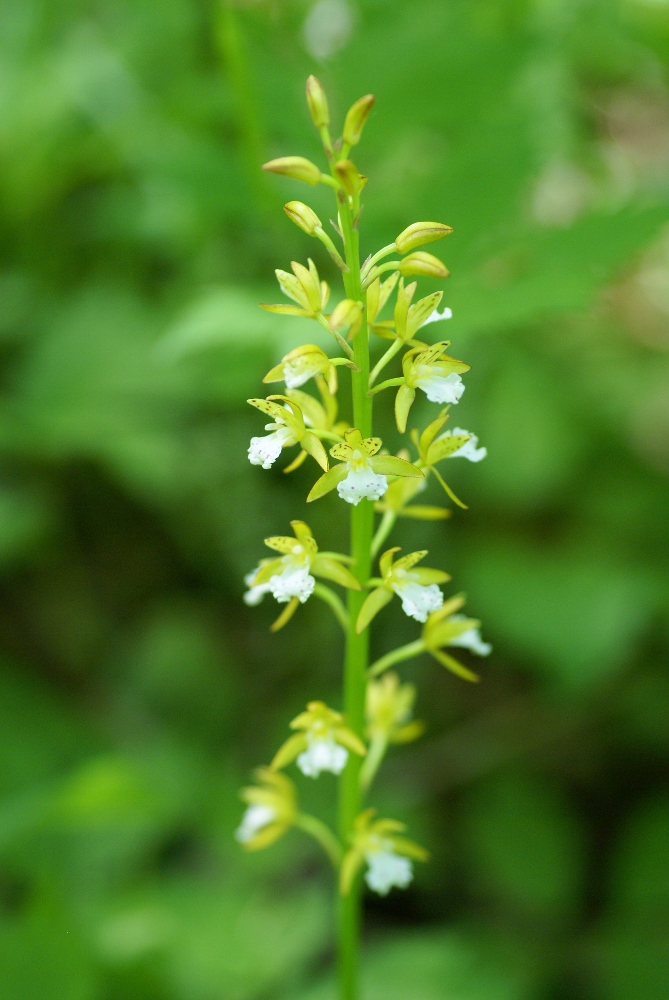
[296,813,343,868]
[313,583,350,632]
[368,639,426,678]
[337,188,373,1000]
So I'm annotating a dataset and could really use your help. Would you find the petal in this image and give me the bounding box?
[259,303,311,316]
[379,546,401,579]
[411,567,451,585]
[426,434,471,465]
[356,586,394,633]
[307,463,349,502]
[264,535,298,554]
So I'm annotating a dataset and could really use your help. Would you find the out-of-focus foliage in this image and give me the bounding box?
[0,0,668,997]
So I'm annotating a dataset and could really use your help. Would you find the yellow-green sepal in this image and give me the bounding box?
[270,597,300,632]
[395,383,415,433]
[312,555,361,590]
[356,586,393,633]
[307,463,348,502]
[429,647,480,682]
[369,454,423,478]
[302,432,329,471]
[271,732,308,770]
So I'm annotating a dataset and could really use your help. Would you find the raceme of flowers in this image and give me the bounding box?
[237,73,491,930]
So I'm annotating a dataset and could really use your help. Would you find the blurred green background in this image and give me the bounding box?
[1,0,669,997]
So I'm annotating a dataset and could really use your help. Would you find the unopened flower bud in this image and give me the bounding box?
[395,221,453,254]
[334,159,367,197]
[330,298,362,336]
[306,75,330,128]
[398,251,450,279]
[263,156,322,186]
[343,94,375,146]
[284,201,322,236]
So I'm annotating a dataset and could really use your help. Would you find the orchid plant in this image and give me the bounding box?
[236,77,491,1000]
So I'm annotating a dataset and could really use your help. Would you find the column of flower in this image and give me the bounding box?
[236,77,491,1000]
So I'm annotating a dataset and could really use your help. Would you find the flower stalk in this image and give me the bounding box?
[236,76,491,1000]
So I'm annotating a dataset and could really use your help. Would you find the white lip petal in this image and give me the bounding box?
[364,850,413,895]
[248,426,293,469]
[269,564,315,603]
[283,360,315,388]
[415,371,465,404]
[243,569,272,605]
[446,427,487,463]
[419,306,453,328]
[392,581,443,623]
[235,803,276,843]
[447,614,492,656]
[297,738,348,778]
[337,467,388,505]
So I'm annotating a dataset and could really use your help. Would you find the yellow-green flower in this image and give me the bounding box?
[235,768,297,851]
[368,594,491,683]
[366,672,424,746]
[272,701,366,778]
[408,409,486,508]
[247,394,328,471]
[340,809,428,895]
[422,595,491,680]
[244,520,360,631]
[356,547,450,632]
[260,258,329,319]
[263,344,354,394]
[307,428,423,505]
[395,341,471,433]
